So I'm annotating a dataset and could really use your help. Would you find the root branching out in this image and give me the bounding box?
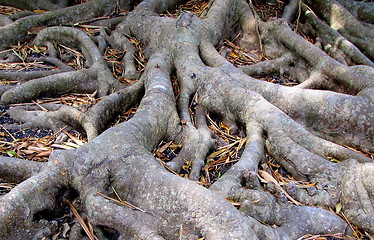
[0,0,373,239]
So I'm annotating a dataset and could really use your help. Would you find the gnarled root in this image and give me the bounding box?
[0,169,63,239]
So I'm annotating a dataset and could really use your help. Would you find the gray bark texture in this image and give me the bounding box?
[0,0,373,239]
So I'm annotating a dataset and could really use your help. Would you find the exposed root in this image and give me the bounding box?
[238,2,261,51]
[167,106,215,180]
[0,13,12,26]
[111,30,142,80]
[6,103,82,133]
[0,156,45,182]
[0,169,63,239]
[302,4,374,67]
[0,0,373,238]
[0,0,132,50]
[199,37,373,235]
[5,77,143,141]
[240,53,294,77]
[210,122,264,195]
[339,160,374,234]
[80,78,144,140]
[238,190,350,238]
[0,56,73,82]
[0,69,71,83]
[33,26,123,96]
[85,190,164,240]
[259,19,374,94]
[336,0,374,24]
[0,0,66,11]
[304,0,374,60]
[282,0,299,24]
[1,26,124,105]
[28,57,75,71]
[1,70,97,104]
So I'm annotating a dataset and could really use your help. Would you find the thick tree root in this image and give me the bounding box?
[86,192,165,240]
[0,0,68,11]
[302,4,374,67]
[0,0,132,51]
[198,35,373,235]
[0,0,373,238]
[0,156,45,182]
[0,169,63,239]
[1,70,98,105]
[111,30,141,80]
[304,0,374,60]
[167,106,215,180]
[1,26,124,105]
[5,77,143,140]
[6,103,82,133]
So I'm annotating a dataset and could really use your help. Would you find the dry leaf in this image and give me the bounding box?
[62,223,70,237]
[51,144,75,150]
[335,202,342,214]
[35,150,52,157]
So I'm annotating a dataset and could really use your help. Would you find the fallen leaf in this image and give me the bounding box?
[62,223,70,237]
[35,150,52,157]
[335,202,342,214]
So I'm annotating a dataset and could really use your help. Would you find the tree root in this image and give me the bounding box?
[111,30,142,80]
[304,0,374,60]
[79,78,144,140]
[0,156,45,182]
[167,106,215,180]
[238,190,351,238]
[201,21,374,151]
[282,0,299,24]
[0,169,63,239]
[85,190,165,240]
[240,53,294,77]
[6,103,82,133]
[5,76,143,140]
[0,0,67,11]
[0,0,132,50]
[259,19,374,94]
[339,160,374,234]
[1,26,124,105]
[0,0,373,238]
[198,41,373,235]
[336,0,374,24]
[0,68,71,83]
[302,4,374,67]
[0,14,12,26]
[1,70,98,105]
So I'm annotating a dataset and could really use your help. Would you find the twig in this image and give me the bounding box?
[32,100,49,111]
[65,199,98,240]
[340,211,359,240]
[0,124,17,141]
[179,224,183,240]
[96,191,146,213]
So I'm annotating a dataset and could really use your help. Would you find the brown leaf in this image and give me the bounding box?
[159,141,172,153]
[28,27,46,35]
[35,150,52,157]
[61,223,70,238]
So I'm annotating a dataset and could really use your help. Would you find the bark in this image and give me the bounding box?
[0,0,69,11]
[0,0,373,239]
